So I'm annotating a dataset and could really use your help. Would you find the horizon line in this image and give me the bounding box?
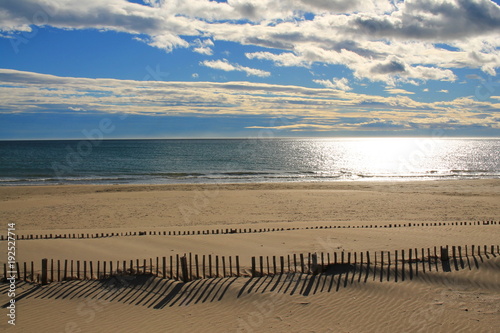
[1,136,500,142]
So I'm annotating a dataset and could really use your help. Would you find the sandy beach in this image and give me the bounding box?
[1,179,499,332]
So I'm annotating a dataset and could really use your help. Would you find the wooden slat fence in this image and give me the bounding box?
[2,244,498,285]
[1,220,497,241]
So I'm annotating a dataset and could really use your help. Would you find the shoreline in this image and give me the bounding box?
[2,175,500,187]
[2,176,500,188]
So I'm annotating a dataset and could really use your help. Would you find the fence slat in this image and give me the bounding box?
[209,255,213,278]
[180,256,189,283]
[195,255,199,279]
[202,255,206,279]
[216,255,220,278]
[251,257,256,277]
[41,259,48,285]
[163,257,167,279]
[50,259,54,282]
[236,256,240,277]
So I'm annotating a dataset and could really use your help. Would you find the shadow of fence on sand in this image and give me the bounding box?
[2,250,498,309]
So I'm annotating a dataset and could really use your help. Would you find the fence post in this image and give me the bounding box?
[458,246,463,269]
[216,256,219,278]
[229,256,233,277]
[452,246,458,271]
[421,248,425,273]
[380,251,384,282]
[176,255,180,280]
[170,256,173,279]
[259,256,264,277]
[180,256,189,283]
[90,261,93,280]
[440,246,449,261]
[251,257,256,277]
[395,250,398,282]
[202,255,206,279]
[434,246,439,272]
[311,253,318,275]
[50,259,54,282]
[409,249,413,279]
[387,251,391,281]
[440,246,451,272]
[300,254,305,273]
[222,256,226,278]
[189,253,193,280]
[162,257,167,279]
[208,255,212,278]
[401,250,405,281]
[41,259,48,285]
[236,256,240,277]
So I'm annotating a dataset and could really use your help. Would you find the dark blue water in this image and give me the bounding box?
[1,138,499,185]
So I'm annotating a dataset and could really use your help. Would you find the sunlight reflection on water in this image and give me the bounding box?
[0,138,499,184]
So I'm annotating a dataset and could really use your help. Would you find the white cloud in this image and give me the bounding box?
[0,0,499,85]
[385,88,415,95]
[246,123,335,131]
[246,51,310,67]
[200,59,271,77]
[314,77,352,91]
[192,38,214,55]
[141,33,190,52]
[438,89,449,93]
[1,69,498,132]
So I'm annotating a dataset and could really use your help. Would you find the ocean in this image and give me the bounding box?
[0,138,499,185]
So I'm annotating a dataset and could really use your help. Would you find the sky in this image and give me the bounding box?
[0,0,499,139]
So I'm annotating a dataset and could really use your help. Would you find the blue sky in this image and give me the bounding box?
[0,0,499,139]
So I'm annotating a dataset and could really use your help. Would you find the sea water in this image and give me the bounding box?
[0,138,499,185]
